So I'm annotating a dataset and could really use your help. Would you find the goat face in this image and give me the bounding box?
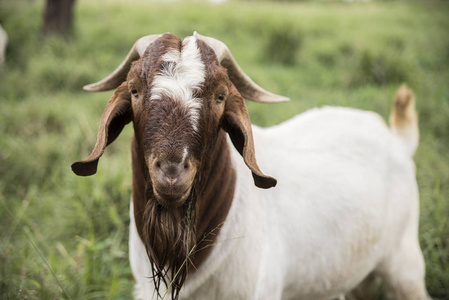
[71,32,288,189]
[127,34,236,209]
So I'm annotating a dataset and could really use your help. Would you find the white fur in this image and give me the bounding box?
[150,36,205,131]
[130,106,428,300]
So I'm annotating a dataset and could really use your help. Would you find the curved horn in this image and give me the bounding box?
[194,32,289,103]
[83,34,163,92]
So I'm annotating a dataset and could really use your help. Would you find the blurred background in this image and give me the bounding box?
[0,0,448,299]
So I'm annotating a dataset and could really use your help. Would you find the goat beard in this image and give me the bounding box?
[142,184,197,300]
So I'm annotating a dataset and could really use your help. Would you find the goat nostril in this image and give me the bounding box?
[184,163,189,170]
[155,161,161,168]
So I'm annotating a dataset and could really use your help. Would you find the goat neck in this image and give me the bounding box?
[192,129,236,267]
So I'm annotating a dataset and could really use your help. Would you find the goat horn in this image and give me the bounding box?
[83,34,163,92]
[194,32,289,103]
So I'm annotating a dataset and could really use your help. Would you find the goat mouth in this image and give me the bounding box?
[153,187,191,208]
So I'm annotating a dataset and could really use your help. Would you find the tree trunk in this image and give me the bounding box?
[42,0,76,36]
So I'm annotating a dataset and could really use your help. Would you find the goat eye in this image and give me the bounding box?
[131,88,138,97]
[217,94,225,102]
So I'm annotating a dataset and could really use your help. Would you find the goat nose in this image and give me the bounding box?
[155,161,184,184]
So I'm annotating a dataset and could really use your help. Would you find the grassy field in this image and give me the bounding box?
[1,0,448,299]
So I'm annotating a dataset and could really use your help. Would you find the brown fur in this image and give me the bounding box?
[390,84,417,129]
[389,84,419,155]
[131,128,236,298]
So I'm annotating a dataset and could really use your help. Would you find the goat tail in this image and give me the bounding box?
[389,84,419,156]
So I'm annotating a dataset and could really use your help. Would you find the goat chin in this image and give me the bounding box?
[72,32,430,300]
[153,188,192,209]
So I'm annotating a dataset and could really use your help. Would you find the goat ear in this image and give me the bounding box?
[71,82,132,176]
[221,87,277,189]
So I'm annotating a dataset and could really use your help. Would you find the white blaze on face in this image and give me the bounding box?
[150,36,205,131]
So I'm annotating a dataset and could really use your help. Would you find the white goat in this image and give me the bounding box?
[72,33,430,300]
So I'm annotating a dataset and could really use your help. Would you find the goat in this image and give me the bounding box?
[72,32,430,300]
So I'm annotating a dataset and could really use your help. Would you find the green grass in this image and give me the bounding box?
[1,0,448,299]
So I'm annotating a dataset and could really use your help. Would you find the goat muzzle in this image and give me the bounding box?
[149,157,197,208]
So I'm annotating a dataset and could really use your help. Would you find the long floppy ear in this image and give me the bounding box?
[71,81,132,176]
[221,86,277,189]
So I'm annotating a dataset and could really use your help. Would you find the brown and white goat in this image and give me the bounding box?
[72,33,431,300]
